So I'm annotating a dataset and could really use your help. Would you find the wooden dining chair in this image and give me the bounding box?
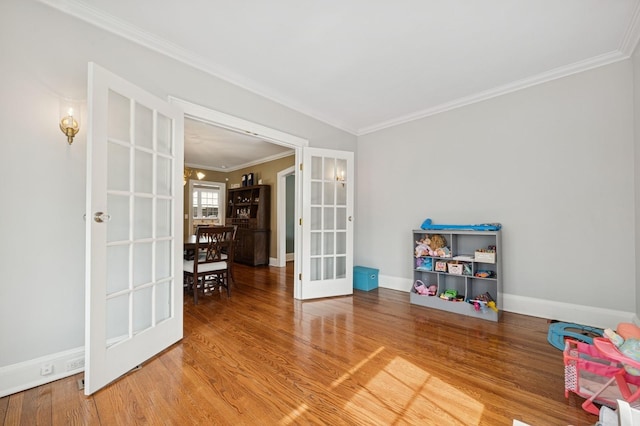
[183,225,236,304]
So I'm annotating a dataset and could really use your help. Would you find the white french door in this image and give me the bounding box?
[84,63,184,395]
[297,148,354,300]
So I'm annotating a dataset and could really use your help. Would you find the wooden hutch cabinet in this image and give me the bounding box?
[226,185,270,266]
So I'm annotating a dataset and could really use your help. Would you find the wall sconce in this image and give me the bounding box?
[59,100,81,145]
[336,170,345,187]
[184,167,205,185]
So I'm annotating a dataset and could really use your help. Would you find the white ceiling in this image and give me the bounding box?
[184,118,293,172]
[42,0,640,168]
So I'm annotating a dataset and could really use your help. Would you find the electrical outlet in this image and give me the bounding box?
[40,364,53,376]
[66,358,85,371]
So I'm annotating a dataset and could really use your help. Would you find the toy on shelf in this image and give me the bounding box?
[415,234,451,258]
[440,289,464,301]
[415,257,433,271]
[414,236,431,257]
[414,280,438,296]
[468,292,499,312]
[420,218,502,231]
[475,270,496,278]
[429,234,451,258]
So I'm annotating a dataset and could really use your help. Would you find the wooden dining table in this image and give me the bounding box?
[183,234,200,251]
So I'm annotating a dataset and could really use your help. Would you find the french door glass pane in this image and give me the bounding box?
[323,257,334,280]
[107,194,130,243]
[133,287,152,334]
[135,150,153,194]
[157,156,172,196]
[311,207,321,231]
[134,103,153,150]
[133,242,152,287]
[323,182,335,204]
[107,245,129,295]
[155,240,171,280]
[156,280,171,322]
[108,90,130,142]
[311,181,322,205]
[106,294,129,343]
[336,207,347,230]
[324,207,334,229]
[156,199,171,238]
[336,256,346,279]
[134,196,153,239]
[323,157,335,180]
[107,142,130,192]
[310,232,321,256]
[156,113,171,155]
[310,258,321,281]
[324,232,334,255]
[336,231,346,255]
[336,181,346,205]
[311,156,322,179]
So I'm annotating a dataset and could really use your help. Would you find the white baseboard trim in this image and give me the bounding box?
[269,257,280,267]
[379,274,410,292]
[503,294,635,330]
[0,347,85,398]
[379,275,635,329]
[269,254,295,267]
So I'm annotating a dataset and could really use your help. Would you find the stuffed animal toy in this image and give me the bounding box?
[428,234,447,256]
[414,236,431,257]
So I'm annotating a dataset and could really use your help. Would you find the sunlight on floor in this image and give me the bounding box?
[330,346,386,389]
[280,347,485,425]
[344,355,485,424]
[278,403,310,425]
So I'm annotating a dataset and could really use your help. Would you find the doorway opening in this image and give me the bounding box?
[169,97,308,275]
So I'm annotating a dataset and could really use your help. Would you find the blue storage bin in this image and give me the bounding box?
[354,266,379,291]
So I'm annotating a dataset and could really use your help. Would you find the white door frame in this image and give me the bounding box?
[276,166,295,267]
[168,97,308,280]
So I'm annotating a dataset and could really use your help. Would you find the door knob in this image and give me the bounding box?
[94,212,111,223]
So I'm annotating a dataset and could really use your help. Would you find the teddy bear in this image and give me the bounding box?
[428,234,448,257]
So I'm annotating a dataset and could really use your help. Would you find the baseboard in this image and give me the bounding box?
[270,254,295,267]
[379,275,634,329]
[379,274,411,292]
[503,294,635,329]
[0,347,85,398]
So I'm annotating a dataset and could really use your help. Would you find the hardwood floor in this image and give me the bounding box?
[1,263,598,425]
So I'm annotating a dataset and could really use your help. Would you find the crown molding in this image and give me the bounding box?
[37,0,358,136]
[186,151,294,173]
[620,0,640,57]
[357,50,627,135]
[38,0,640,138]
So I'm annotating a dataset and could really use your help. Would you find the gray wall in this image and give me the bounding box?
[356,60,635,323]
[0,0,356,368]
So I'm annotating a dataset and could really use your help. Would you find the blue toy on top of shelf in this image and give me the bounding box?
[420,218,502,231]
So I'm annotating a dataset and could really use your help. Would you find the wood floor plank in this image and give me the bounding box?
[50,374,100,426]
[2,262,599,425]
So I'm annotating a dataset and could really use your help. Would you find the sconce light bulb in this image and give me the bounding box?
[60,115,80,145]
